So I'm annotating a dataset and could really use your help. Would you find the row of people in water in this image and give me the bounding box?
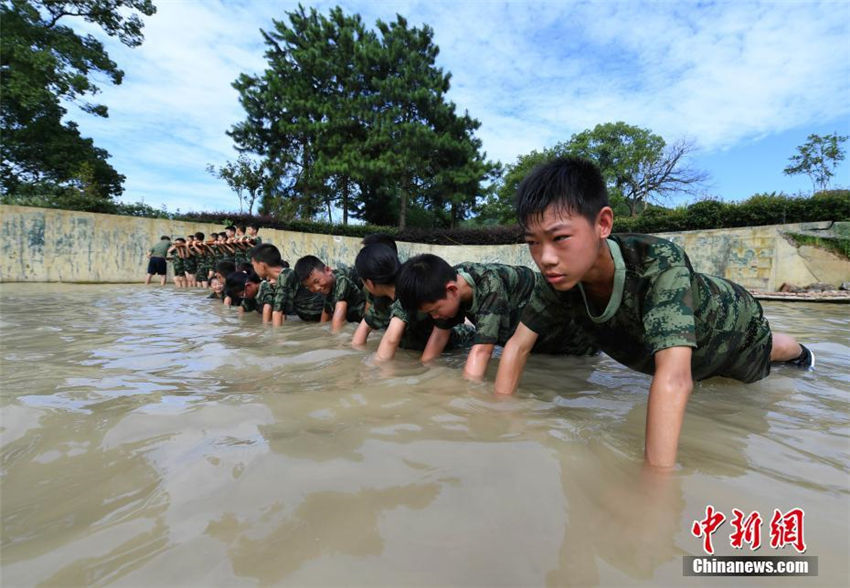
[165,157,814,470]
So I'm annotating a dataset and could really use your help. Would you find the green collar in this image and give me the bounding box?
[578,238,625,323]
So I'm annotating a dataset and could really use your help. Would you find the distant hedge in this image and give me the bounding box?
[177,190,849,245]
[610,190,850,234]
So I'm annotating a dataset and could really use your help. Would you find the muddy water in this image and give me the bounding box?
[1,284,847,586]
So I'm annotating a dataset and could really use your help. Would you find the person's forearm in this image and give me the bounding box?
[375,319,405,361]
[420,328,451,363]
[272,310,285,327]
[644,377,692,469]
[352,320,372,347]
[331,302,348,332]
[262,304,272,323]
[463,344,495,381]
[494,333,535,395]
[644,347,693,468]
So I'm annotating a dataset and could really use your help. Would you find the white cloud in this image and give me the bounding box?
[63,0,849,210]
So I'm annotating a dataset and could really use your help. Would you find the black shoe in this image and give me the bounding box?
[785,344,815,370]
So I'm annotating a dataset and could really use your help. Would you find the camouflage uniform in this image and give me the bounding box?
[183,251,197,275]
[432,263,597,355]
[168,249,185,275]
[272,268,325,322]
[196,250,215,281]
[240,280,271,314]
[521,234,772,382]
[388,299,475,350]
[322,267,366,323]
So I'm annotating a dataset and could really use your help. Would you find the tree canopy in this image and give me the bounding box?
[1,0,156,209]
[228,5,497,228]
[783,133,848,193]
[477,121,708,224]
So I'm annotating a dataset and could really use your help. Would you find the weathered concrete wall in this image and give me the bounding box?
[1,205,848,290]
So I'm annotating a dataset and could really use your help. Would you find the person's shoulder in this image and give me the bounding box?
[613,233,690,274]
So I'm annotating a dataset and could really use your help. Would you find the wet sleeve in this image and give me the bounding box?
[389,299,410,324]
[642,266,697,353]
[463,274,510,345]
[272,276,293,313]
[324,274,348,314]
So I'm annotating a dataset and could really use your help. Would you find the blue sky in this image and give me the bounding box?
[67,0,850,215]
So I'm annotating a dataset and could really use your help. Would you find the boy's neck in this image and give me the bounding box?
[269,265,285,281]
[456,274,474,304]
[581,238,616,305]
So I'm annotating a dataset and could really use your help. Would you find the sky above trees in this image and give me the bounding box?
[63,0,850,214]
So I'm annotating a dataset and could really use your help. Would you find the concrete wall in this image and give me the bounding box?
[1,205,848,290]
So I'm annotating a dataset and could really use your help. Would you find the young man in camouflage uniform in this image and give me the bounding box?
[251,245,324,326]
[495,156,814,469]
[389,254,597,380]
[225,271,264,316]
[353,243,474,351]
[294,255,366,332]
[167,238,187,288]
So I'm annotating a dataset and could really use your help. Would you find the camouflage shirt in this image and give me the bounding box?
[431,263,538,346]
[240,280,271,314]
[364,292,394,330]
[521,234,772,381]
[323,267,365,323]
[182,251,198,273]
[271,268,325,322]
[389,299,470,351]
[168,248,185,274]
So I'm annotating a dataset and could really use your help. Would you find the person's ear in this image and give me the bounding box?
[596,206,614,239]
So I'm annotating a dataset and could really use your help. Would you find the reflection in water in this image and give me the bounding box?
[0,284,848,586]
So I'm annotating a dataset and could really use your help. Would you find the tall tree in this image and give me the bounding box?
[229,6,496,228]
[565,122,707,216]
[1,0,156,207]
[783,133,848,193]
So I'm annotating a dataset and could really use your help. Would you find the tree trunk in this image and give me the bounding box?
[399,190,407,229]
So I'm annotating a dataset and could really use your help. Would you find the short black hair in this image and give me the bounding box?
[210,232,219,238]
[160,235,170,240]
[248,222,260,231]
[237,224,246,233]
[361,233,398,254]
[225,225,236,232]
[355,243,399,285]
[516,156,609,228]
[174,237,186,243]
[216,260,236,276]
[294,255,326,282]
[195,232,205,240]
[225,270,261,298]
[395,254,457,312]
[250,243,282,266]
[237,262,253,273]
